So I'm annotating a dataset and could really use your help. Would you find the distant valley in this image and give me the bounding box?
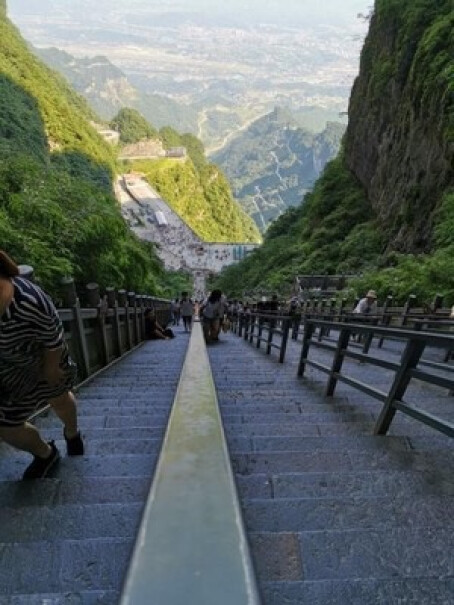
[33,47,198,133]
[31,46,345,230]
[211,109,345,231]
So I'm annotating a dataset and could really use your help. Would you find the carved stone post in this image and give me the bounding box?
[128,292,137,346]
[107,287,123,357]
[61,277,90,379]
[118,289,129,350]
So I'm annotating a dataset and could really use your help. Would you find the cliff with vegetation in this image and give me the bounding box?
[214,0,453,303]
[345,0,453,253]
[0,6,176,295]
[129,158,262,244]
[112,116,261,243]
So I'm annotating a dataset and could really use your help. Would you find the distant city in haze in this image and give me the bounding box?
[8,0,369,139]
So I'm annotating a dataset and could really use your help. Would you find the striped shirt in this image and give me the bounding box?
[0,277,76,426]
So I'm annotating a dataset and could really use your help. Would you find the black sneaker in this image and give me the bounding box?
[22,441,60,480]
[64,430,84,456]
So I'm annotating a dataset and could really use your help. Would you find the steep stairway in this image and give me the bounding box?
[0,334,188,604]
[207,331,454,605]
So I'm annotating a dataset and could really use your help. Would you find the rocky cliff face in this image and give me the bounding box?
[344,0,453,253]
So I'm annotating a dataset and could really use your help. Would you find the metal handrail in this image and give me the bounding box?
[120,321,261,605]
[235,311,291,363]
[298,318,454,438]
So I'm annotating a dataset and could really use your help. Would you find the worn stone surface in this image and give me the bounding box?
[262,578,454,605]
[0,334,187,601]
[207,330,454,604]
[249,532,303,581]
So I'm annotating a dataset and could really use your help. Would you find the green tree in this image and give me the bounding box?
[110,107,157,144]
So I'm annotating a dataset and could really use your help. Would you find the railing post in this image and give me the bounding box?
[128,292,138,345]
[256,315,263,349]
[118,289,129,350]
[266,318,273,354]
[249,313,255,344]
[377,295,393,348]
[326,327,351,396]
[298,320,314,376]
[111,288,124,357]
[86,282,100,308]
[243,313,249,341]
[317,300,327,341]
[106,287,122,358]
[279,317,290,363]
[137,295,145,341]
[61,277,90,380]
[431,293,443,313]
[400,294,416,326]
[86,283,109,367]
[338,298,347,322]
[374,337,426,435]
[325,298,336,336]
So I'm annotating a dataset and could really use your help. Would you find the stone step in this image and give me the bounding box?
[243,495,454,532]
[209,333,454,603]
[221,402,383,415]
[0,538,132,594]
[0,503,144,542]
[231,448,454,475]
[35,413,170,429]
[76,386,178,397]
[72,404,170,417]
[0,591,118,605]
[261,577,454,605]
[296,526,454,580]
[42,426,166,441]
[227,434,410,453]
[225,420,448,438]
[235,468,454,500]
[0,476,151,507]
[0,453,157,482]
[266,469,454,499]
[223,411,376,424]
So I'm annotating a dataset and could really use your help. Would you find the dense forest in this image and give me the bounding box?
[213,0,454,304]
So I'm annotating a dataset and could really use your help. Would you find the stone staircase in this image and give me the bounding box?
[1,325,453,604]
[0,335,188,604]
[207,332,454,605]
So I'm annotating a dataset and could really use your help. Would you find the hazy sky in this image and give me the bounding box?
[8,0,371,29]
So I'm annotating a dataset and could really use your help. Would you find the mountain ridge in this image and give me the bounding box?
[212,0,454,303]
[212,108,345,231]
